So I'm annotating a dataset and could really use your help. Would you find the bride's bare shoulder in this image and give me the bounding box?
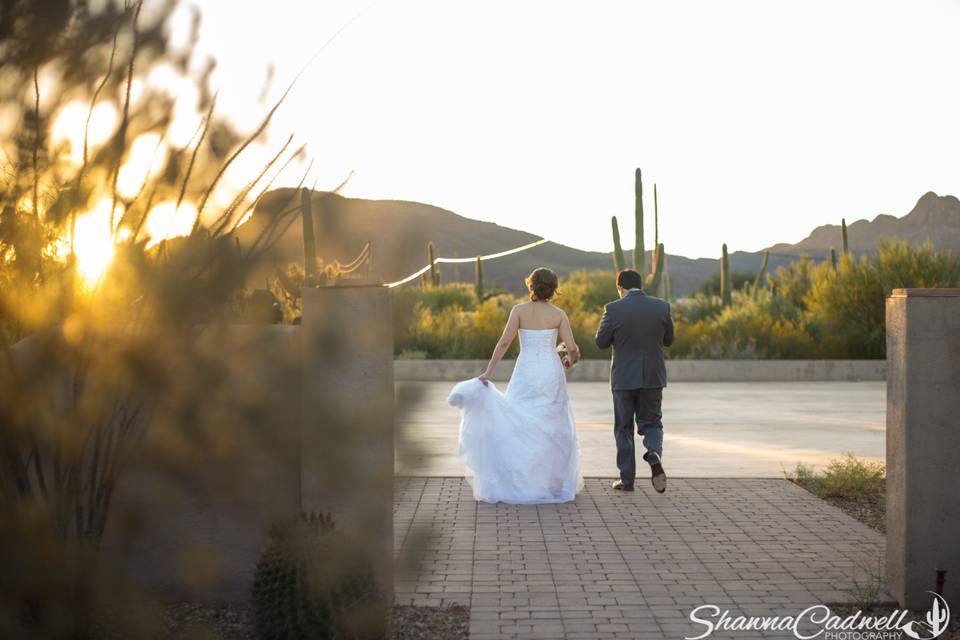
[547,302,567,318]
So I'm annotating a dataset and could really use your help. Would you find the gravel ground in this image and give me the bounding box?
[151,602,469,640]
[789,479,886,533]
[817,492,886,533]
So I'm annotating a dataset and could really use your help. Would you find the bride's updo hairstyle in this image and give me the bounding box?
[525,267,559,302]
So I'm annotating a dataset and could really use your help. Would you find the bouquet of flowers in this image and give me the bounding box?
[557,343,577,369]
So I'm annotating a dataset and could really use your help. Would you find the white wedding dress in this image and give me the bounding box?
[447,328,583,504]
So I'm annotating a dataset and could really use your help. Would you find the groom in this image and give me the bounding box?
[595,269,674,493]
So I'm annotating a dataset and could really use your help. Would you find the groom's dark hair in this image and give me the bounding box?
[617,269,642,290]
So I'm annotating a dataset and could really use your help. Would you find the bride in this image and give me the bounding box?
[447,267,584,504]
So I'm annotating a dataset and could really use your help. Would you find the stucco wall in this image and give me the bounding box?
[394,358,887,382]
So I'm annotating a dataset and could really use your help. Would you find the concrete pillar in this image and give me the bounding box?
[300,284,394,633]
[886,288,960,609]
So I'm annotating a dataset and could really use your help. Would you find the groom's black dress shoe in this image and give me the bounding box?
[611,480,634,491]
[648,453,667,494]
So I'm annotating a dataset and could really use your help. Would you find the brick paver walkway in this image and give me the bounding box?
[394,477,890,640]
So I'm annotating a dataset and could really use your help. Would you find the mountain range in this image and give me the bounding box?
[236,190,960,298]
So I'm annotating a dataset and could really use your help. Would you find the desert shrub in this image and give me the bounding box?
[672,294,725,325]
[552,270,617,359]
[672,289,814,358]
[769,255,817,310]
[0,2,310,636]
[696,270,755,297]
[555,270,619,315]
[788,455,885,500]
[414,283,477,313]
[806,241,960,358]
[566,308,605,359]
[393,243,960,360]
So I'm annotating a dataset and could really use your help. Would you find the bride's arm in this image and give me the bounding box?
[558,311,580,363]
[480,305,520,384]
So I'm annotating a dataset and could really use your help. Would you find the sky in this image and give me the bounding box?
[175,0,960,259]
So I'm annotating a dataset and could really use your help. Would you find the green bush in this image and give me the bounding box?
[788,455,885,500]
[696,270,755,297]
[391,242,960,359]
[805,241,960,358]
[673,294,725,325]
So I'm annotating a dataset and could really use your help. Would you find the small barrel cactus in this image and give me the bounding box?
[252,512,384,640]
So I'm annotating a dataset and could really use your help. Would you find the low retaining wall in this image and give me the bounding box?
[394,359,887,382]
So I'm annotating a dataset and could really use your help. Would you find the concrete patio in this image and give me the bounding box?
[393,381,891,639]
[394,477,890,640]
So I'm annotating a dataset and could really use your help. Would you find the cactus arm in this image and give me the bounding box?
[753,250,769,290]
[841,218,849,254]
[662,253,671,301]
[720,243,732,306]
[645,242,665,295]
[475,256,484,300]
[428,241,437,287]
[300,188,318,282]
[653,183,659,248]
[633,168,645,276]
[611,216,626,273]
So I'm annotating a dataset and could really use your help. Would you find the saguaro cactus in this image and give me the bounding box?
[645,242,665,295]
[841,218,849,255]
[611,216,626,273]
[474,256,484,300]
[653,183,659,247]
[300,189,318,282]
[830,247,838,271]
[753,250,769,291]
[662,254,672,301]
[427,242,438,287]
[720,243,732,306]
[633,168,645,277]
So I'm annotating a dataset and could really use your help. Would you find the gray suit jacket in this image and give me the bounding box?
[595,290,675,390]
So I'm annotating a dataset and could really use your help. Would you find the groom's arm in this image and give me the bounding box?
[662,303,675,347]
[595,305,614,349]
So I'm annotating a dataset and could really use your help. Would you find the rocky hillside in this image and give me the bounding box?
[766,192,960,255]
[236,189,955,298]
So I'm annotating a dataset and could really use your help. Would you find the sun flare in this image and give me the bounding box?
[50,101,118,165]
[144,201,199,249]
[116,133,168,199]
[73,198,122,285]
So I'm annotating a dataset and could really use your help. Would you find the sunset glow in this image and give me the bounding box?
[73,199,121,285]
[116,134,168,200]
[50,101,117,165]
[144,201,200,249]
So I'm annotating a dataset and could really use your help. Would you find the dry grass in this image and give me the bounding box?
[786,454,886,533]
